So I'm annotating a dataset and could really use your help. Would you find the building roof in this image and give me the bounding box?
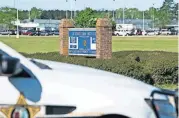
[21,19,31,23]
[33,19,60,24]
[115,19,178,29]
[115,19,152,25]
[115,19,153,29]
[168,19,178,25]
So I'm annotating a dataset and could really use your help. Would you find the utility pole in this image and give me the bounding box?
[123,6,125,36]
[29,10,31,20]
[131,10,134,19]
[14,0,19,39]
[143,11,145,31]
[108,10,110,18]
[153,3,155,30]
[14,0,15,9]
[66,0,68,19]
[113,0,115,21]
[70,0,73,19]
[74,0,76,18]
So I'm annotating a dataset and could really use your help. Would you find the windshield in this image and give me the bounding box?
[30,59,52,70]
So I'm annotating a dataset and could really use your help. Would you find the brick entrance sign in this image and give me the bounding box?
[59,18,112,59]
[59,19,74,56]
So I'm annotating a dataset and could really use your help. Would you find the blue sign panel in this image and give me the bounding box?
[68,28,96,56]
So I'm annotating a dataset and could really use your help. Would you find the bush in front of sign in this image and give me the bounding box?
[22,51,178,86]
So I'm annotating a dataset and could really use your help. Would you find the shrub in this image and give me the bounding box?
[22,51,178,85]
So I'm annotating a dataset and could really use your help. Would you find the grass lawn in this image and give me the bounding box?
[112,36,178,52]
[0,37,59,53]
[155,84,178,90]
[0,36,178,53]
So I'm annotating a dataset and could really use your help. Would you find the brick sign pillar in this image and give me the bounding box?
[96,18,112,59]
[59,19,74,56]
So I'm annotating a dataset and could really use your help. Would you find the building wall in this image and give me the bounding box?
[115,19,178,30]
[115,19,152,30]
[33,19,60,29]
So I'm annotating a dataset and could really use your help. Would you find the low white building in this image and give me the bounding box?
[13,19,60,31]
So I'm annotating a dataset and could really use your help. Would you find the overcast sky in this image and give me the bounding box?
[0,0,178,10]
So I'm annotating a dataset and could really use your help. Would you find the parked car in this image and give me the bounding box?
[160,29,171,35]
[22,30,36,36]
[136,29,142,35]
[146,30,158,36]
[14,30,22,35]
[53,30,59,35]
[114,30,132,36]
[49,31,54,35]
[142,30,147,35]
[170,30,178,35]
[0,30,10,35]
[40,30,51,36]
[0,42,178,118]
[154,30,160,35]
[8,30,16,35]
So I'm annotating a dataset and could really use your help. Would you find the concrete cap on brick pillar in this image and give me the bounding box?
[96,18,112,27]
[59,19,74,56]
[59,19,74,28]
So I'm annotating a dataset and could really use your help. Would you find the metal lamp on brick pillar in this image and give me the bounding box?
[59,19,74,56]
[96,18,112,59]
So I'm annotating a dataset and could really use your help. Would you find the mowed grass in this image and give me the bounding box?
[112,36,178,52]
[0,37,59,53]
[0,36,178,53]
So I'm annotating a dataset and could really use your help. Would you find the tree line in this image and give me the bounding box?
[0,0,178,28]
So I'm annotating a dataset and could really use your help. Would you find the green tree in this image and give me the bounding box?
[0,7,16,29]
[155,0,175,27]
[154,9,170,28]
[126,8,142,19]
[74,8,107,28]
[116,8,123,19]
[116,8,142,19]
[30,7,42,19]
[145,7,156,19]
[172,3,178,20]
[19,10,29,20]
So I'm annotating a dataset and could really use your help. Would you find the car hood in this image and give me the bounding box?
[34,59,158,92]
[30,59,163,102]
[28,59,166,116]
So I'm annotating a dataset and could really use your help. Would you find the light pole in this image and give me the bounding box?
[122,6,125,36]
[143,11,145,31]
[108,10,110,18]
[16,8,19,38]
[74,0,76,18]
[66,0,68,19]
[112,0,115,21]
[130,10,134,19]
[29,9,31,20]
[14,0,19,39]
[70,0,73,19]
[152,3,155,30]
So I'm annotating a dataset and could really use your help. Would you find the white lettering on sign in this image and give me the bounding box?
[69,37,78,49]
[90,37,96,50]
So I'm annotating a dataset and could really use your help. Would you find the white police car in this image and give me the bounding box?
[0,42,177,118]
